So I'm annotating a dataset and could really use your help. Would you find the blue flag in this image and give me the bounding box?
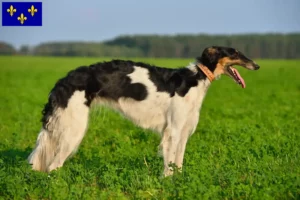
[2,2,42,26]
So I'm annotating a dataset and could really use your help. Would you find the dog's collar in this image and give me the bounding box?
[197,63,215,82]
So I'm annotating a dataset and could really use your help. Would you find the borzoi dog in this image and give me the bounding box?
[28,46,260,176]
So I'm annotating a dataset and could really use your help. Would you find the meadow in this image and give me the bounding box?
[0,56,299,199]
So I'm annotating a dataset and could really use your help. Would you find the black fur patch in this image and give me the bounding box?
[85,60,148,105]
[41,66,90,128]
[41,59,207,128]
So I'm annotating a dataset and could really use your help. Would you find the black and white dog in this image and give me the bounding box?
[28,46,260,176]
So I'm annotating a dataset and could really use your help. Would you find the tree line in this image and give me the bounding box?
[1,33,300,58]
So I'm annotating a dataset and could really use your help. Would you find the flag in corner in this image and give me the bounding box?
[2,2,42,26]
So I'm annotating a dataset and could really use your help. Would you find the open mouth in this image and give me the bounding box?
[227,66,246,88]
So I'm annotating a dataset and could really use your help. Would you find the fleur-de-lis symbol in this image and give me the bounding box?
[7,5,16,16]
[28,5,38,16]
[17,13,27,24]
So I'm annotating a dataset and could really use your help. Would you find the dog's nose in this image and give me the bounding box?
[254,63,260,70]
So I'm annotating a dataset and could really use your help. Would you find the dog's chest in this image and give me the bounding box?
[183,79,210,112]
[117,67,210,133]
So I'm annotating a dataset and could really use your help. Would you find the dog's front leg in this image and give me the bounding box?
[161,98,189,176]
[160,127,173,176]
[161,127,182,176]
[174,114,199,172]
[174,135,189,171]
[174,125,193,170]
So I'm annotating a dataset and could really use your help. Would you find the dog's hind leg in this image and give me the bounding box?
[28,90,90,172]
[28,128,55,172]
[28,66,92,172]
[46,91,90,172]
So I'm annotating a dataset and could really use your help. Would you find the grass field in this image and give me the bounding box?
[0,56,299,199]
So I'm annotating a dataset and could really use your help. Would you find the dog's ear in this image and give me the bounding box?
[199,47,220,70]
[203,47,220,64]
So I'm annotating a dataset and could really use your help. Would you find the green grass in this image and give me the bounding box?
[0,56,299,199]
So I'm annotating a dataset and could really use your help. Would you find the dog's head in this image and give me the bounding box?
[198,46,260,88]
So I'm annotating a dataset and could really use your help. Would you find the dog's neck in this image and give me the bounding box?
[196,63,215,82]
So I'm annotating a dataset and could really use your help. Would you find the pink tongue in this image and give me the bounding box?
[232,68,246,88]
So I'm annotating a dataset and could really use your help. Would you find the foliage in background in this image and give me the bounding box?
[1,33,300,58]
[0,42,16,55]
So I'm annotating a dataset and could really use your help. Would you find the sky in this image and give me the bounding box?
[0,0,300,49]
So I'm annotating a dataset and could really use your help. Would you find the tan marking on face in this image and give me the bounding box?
[214,57,230,77]
[214,63,226,77]
[218,57,232,66]
[214,57,245,77]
